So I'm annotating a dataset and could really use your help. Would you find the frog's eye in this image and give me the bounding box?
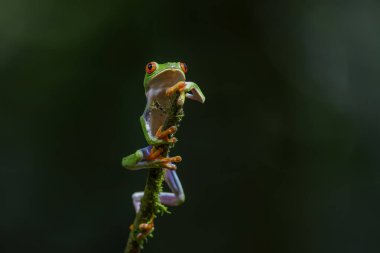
[180,62,188,73]
[146,62,157,74]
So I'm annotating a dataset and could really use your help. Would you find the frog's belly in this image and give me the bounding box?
[146,88,172,136]
[148,110,168,136]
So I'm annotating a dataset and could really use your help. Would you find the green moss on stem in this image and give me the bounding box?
[125,92,185,253]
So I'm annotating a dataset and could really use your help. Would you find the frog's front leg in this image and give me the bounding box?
[140,116,178,146]
[166,81,205,103]
[161,169,185,206]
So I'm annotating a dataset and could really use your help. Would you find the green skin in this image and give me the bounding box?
[122,62,205,212]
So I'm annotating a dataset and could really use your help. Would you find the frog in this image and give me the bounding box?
[122,61,205,215]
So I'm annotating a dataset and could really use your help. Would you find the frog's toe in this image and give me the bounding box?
[160,156,182,170]
[166,81,186,96]
[146,147,163,161]
[161,156,182,163]
[135,219,155,240]
[162,163,177,170]
[167,137,178,144]
[139,222,154,232]
[155,125,178,144]
[155,125,177,139]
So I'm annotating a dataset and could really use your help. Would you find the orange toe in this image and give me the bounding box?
[146,147,163,161]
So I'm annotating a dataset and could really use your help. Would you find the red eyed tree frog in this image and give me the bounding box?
[122,61,205,213]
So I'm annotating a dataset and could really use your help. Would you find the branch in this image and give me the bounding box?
[125,91,185,253]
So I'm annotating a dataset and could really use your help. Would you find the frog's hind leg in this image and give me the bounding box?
[132,192,144,213]
[122,146,151,171]
[160,169,185,206]
[131,170,185,213]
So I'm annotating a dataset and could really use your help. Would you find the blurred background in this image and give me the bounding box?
[1,0,380,252]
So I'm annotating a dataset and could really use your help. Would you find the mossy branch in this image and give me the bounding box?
[125,92,185,253]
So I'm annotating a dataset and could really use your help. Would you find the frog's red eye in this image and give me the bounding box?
[146,62,157,74]
[180,62,188,73]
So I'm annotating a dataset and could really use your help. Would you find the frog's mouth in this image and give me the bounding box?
[146,69,186,91]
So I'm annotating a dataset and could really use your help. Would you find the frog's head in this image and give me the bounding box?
[143,62,188,92]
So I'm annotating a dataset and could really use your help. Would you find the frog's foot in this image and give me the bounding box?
[136,218,155,240]
[151,155,182,170]
[160,156,182,170]
[146,147,163,161]
[146,146,182,170]
[160,156,182,163]
[166,81,186,96]
[155,125,178,143]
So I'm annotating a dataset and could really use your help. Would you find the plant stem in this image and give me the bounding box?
[124,92,185,253]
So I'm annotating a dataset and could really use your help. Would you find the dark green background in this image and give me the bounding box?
[1,0,379,252]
